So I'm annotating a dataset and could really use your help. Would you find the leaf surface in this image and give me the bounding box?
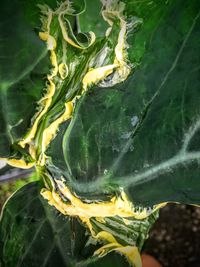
[0,0,49,157]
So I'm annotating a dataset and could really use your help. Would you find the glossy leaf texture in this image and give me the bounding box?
[1,0,200,266]
[46,0,200,206]
[0,182,148,267]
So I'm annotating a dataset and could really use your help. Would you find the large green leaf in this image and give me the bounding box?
[0,0,49,158]
[46,0,200,206]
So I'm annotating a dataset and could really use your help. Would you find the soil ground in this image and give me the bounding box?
[143,204,200,267]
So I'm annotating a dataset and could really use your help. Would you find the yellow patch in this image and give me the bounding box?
[82,64,117,92]
[0,158,34,169]
[39,101,73,166]
[19,78,56,148]
[94,232,142,267]
[58,63,68,79]
[41,179,165,266]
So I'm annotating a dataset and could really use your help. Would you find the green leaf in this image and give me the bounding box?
[78,0,107,37]
[0,0,49,157]
[47,0,200,206]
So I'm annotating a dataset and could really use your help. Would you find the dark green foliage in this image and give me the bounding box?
[0,0,200,266]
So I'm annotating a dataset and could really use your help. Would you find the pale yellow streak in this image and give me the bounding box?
[19,33,58,148]
[39,33,58,79]
[58,14,95,49]
[19,79,56,148]
[115,246,142,267]
[0,158,34,169]
[58,62,68,79]
[95,231,117,244]
[82,64,117,92]
[46,10,53,33]
[39,101,73,166]
[49,51,58,78]
[94,231,142,267]
[29,144,36,160]
[114,16,126,65]
[39,32,57,50]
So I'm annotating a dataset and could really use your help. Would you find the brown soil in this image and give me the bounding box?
[143,204,200,267]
